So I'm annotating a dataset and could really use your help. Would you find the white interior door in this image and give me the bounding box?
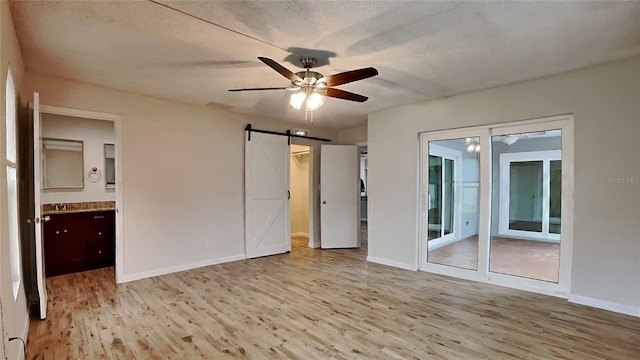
[33,92,47,319]
[245,132,290,258]
[320,145,358,248]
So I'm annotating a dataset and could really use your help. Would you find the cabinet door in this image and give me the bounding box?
[43,216,64,277]
[61,214,87,274]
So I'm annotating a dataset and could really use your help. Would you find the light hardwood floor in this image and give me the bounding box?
[27,235,638,359]
[428,236,560,282]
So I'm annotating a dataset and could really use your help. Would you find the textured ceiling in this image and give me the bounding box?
[9,1,640,129]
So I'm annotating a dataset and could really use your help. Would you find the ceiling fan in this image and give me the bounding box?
[228,56,378,112]
[493,131,548,145]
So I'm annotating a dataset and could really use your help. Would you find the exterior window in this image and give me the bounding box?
[6,70,21,298]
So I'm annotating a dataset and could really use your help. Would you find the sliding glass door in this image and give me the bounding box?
[422,133,483,272]
[420,116,573,295]
[491,131,562,282]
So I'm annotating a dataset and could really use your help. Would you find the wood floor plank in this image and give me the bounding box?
[25,235,640,359]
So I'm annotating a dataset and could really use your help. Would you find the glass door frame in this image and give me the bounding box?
[418,115,574,297]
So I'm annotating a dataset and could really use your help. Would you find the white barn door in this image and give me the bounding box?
[320,145,359,248]
[245,132,291,258]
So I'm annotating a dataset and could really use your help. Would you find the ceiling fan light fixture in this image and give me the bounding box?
[501,135,519,145]
[306,92,325,111]
[289,92,307,110]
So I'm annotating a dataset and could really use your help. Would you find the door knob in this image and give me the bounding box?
[322,201,326,204]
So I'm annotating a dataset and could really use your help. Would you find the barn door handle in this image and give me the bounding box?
[287,190,290,199]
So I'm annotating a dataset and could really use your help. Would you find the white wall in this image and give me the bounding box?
[23,72,338,283]
[290,145,309,236]
[368,56,640,313]
[41,113,115,204]
[0,2,28,359]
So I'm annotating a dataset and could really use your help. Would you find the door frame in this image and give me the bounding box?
[418,114,574,298]
[38,105,123,283]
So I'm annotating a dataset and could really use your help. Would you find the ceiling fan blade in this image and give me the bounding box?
[228,87,289,92]
[258,57,303,83]
[323,88,369,102]
[321,67,378,87]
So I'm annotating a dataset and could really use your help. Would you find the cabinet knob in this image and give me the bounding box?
[98,232,102,236]
[63,229,68,233]
[98,250,102,254]
[55,230,60,235]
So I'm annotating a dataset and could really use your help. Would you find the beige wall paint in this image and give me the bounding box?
[338,124,367,145]
[41,113,115,204]
[290,145,309,235]
[368,56,640,311]
[22,71,338,282]
[0,1,28,359]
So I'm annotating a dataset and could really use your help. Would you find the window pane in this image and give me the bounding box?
[549,160,562,234]
[7,166,21,298]
[427,137,480,271]
[490,129,562,283]
[6,71,16,163]
[427,155,442,241]
[443,159,454,235]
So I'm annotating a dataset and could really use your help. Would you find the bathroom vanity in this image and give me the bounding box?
[43,202,115,277]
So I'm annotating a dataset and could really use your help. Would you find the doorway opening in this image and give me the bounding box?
[290,145,310,251]
[359,145,368,249]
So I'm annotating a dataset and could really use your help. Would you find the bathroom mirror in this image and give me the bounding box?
[104,143,115,189]
[42,138,84,189]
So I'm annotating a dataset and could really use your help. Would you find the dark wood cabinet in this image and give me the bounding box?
[44,210,115,277]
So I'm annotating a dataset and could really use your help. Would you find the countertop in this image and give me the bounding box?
[42,201,115,215]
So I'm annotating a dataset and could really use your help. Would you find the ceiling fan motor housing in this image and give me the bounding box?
[294,71,325,86]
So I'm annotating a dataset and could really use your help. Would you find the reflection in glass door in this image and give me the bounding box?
[490,130,562,282]
[427,155,455,241]
[426,138,480,271]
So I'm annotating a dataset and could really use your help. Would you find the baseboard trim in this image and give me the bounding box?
[118,254,247,283]
[427,236,462,251]
[568,295,640,317]
[291,232,309,237]
[367,256,418,271]
[309,241,321,248]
